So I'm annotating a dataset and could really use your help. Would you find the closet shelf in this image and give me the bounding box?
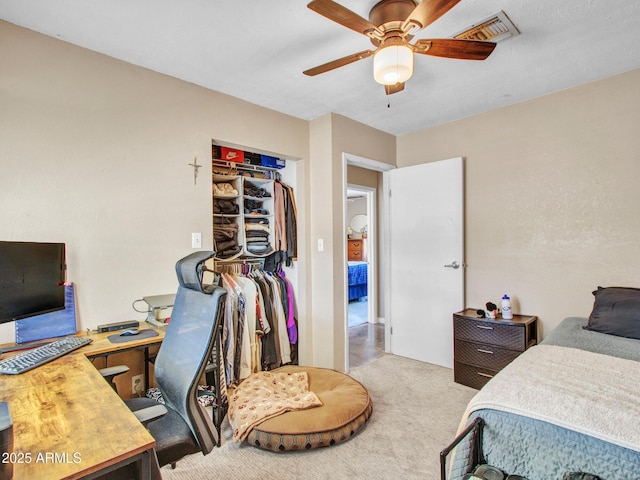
[213,169,276,261]
[212,159,281,179]
[244,195,271,201]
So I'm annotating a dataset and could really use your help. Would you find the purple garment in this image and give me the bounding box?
[281,272,297,344]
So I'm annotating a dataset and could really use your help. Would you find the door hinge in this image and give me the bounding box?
[390,326,393,335]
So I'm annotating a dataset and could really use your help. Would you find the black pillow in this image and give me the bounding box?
[584,286,640,340]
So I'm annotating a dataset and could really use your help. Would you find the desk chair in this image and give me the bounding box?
[101,251,226,477]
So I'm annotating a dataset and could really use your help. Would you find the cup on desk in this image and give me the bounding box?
[0,402,13,480]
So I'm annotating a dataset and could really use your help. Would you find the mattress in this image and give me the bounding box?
[541,316,640,361]
[449,317,640,480]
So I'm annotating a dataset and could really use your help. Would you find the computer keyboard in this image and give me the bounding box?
[0,336,93,375]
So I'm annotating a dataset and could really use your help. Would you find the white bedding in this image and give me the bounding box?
[461,344,640,452]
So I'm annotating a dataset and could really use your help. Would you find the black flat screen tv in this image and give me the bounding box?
[0,241,66,325]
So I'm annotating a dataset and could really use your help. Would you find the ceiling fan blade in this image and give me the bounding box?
[308,0,380,37]
[403,0,462,31]
[385,82,405,95]
[303,49,375,76]
[413,38,496,60]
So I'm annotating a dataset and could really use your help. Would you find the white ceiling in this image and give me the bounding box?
[1,0,639,135]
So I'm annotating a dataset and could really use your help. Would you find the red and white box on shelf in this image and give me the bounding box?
[213,145,244,163]
[220,147,245,163]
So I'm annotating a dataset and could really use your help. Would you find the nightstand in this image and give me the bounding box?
[347,238,366,261]
[453,308,538,389]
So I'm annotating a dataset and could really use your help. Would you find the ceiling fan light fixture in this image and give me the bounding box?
[373,44,413,85]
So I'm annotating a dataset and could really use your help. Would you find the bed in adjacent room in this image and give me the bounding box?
[348,261,368,301]
[446,287,640,480]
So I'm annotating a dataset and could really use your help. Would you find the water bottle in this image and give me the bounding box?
[501,294,512,320]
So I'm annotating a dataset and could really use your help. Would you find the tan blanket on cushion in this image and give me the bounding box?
[228,370,323,442]
[461,344,640,452]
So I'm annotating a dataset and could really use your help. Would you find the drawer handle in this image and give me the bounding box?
[476,325,494,330]
[477,348,494,354]
[477,372,494,379]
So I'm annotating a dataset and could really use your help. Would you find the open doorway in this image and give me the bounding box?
[346,187,372,328]
[343,154,394,372]
[345,183,385,371]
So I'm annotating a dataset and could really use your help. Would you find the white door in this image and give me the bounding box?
[388,157,464,368]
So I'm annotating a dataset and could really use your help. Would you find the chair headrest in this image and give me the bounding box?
[175,251,220,294]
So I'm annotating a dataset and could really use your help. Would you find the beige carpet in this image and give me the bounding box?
[161,353,476,480]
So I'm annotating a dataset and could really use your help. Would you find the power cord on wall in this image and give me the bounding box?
[133,375,144,397]
[132,299,150,314]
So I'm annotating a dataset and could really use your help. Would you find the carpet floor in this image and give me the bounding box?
[161,353,477,480]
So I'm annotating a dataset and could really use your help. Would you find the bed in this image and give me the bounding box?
[348,261,368,301]
[447,287,640,480]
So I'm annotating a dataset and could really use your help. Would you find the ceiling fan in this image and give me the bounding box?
[303,0,497,95]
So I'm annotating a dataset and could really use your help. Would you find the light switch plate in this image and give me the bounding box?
[192,232,202,249]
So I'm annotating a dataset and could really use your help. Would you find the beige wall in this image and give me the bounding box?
[347,165,379,189]
[397,68,640,337]
[0,22,312,359]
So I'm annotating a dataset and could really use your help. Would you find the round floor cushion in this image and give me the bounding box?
[246,365,372,452]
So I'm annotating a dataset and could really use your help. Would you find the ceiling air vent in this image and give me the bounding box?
[453,11,520,43]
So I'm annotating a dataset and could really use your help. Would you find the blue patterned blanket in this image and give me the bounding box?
[348,261,367,301]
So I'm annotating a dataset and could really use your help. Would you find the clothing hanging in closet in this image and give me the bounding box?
[265,180,297,269]
[219,267,298,387]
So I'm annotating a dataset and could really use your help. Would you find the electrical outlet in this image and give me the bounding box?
[132,374,144,396]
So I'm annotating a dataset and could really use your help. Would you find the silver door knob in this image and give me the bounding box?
[444,261,460,269]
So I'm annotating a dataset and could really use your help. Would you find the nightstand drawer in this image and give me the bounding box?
[454,316,526,350]
[454,339,520,371]
[348,241,363,250]
[454,361,497,390]
[347,238,366,262]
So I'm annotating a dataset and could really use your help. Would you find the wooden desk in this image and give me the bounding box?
[76,325,164,357]
[77,325,165,391]
[0,326,165,479]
